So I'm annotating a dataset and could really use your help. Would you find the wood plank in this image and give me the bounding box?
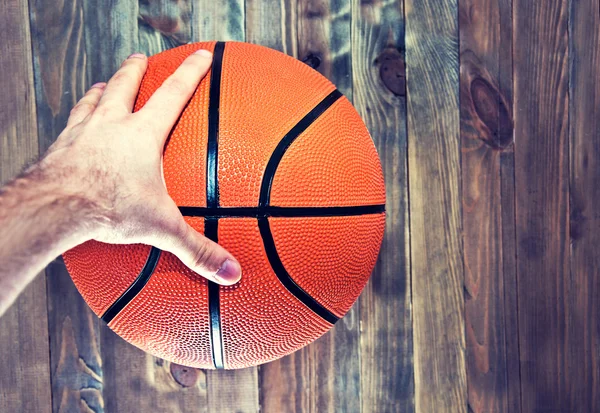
[404,0,466,411]
[0,6,51,409]
[28,1,105,411]
[567,0,600,411]
[513,0,570,411]
[351,0,413,412]
[191,4,260,412]
[496,2,520,411]
[458,0,518,412]
[257,1,361,412]
[0,0,38,182]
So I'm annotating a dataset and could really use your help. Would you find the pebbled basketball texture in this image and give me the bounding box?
[63,41,386,369]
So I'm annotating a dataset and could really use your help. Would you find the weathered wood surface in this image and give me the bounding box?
[352,0,413,412]
[0,2,52,412]
[568,0,600,411]
[405,0,466,411]
[513,0,570,411]
[459,0,518,412]
[1,0,599,412]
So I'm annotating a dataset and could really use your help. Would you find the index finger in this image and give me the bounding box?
[138,49,213,140]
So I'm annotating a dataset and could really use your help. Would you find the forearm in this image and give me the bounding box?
[0,159,105,315]
[0,50,238,318]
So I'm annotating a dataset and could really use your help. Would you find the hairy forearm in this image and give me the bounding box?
[0,50,238,318]
[0,159,106,316]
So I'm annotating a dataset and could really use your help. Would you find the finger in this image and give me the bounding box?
[138,49,213,140]
[151,217,242,286]
[66,83,106,128]
[96,53,148,115]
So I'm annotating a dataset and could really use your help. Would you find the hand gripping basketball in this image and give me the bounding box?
[44,50,241,286]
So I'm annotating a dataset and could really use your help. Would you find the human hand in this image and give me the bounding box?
[38,50,241,285]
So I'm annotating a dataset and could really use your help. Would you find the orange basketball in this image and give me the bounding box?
[63,41,386,369]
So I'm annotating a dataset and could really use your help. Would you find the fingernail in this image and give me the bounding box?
[194,49,213,58]
[128,53,146,59]
[215,259,241,284]
[91,82,106,89]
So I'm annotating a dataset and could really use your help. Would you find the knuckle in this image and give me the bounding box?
[70,102,94,115]
[110,70,132,85]
[122,56,146,67]
[85,86,102,96]
[184,232,218,272]
[92,105,113,118]
[191,242,213,270]
[164,77,188,95]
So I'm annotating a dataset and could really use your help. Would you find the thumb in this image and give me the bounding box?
[154,217,242,286]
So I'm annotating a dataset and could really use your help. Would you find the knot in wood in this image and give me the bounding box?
[377,48,406,96]
[301,53,322,70]
[170,363,200,387]
[470,77,513,149]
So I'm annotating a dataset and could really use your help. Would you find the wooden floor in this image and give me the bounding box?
[0,0,598,412]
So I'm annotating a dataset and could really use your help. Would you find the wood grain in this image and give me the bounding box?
[513,0,570,411]
[458,0,518,411]
[28,1,105,412]
[404,0,466,411]
[351,0,413,412]
[0,5,51,402]
[567,0,600,411]
[496,3,520,411]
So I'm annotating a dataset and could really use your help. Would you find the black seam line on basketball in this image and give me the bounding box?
[207,41,225,208]
[206,41,225,370]
[258,89,343,209]
[101,247,162,324]
[258,217,339,324]
[179,204,386,218]
[205,217,224,370]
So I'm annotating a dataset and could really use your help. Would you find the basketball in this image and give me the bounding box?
[63,41,386,369]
